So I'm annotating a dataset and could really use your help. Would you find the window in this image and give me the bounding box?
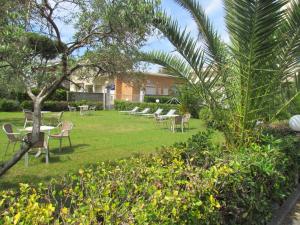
[163,87,169,95]
[145,86,156,95]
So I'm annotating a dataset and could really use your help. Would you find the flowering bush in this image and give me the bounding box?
[0,132,299,224]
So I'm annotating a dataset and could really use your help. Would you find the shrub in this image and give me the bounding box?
[199,107,226,130]
[114,100,179,114]
[21,100,103,111]
[6,88,67,103]
[286,94,300,118]
[176,85,202,118]
[0,131,298,224]
[48,88,67,101]
[144,95,174,104]
[0,99,21,111]
[20,100,33,110]
[42,101,69,112]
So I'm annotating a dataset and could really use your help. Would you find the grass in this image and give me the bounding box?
[0,110,219,190]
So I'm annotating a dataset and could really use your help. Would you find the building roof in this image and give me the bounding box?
[137,71,179,79]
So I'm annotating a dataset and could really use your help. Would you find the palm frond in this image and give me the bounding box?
[225,0,286,128]
[174,0,226,64]
[141,51,213,103]
[153,13,207,74]
[275,0,300,80]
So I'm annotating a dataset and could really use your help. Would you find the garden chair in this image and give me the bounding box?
[79,105,89,115]
[89,105,97,111]
[182,113,191,131]
[132,108,150,115]
[142,108,163,118]
[68,105,76,112]
[23,109,33,128]
[119,106,139,114]
[25,132,49,166]
[170,113,191,132]
[170,115,183,132]
[2,123,23,156]
[154,113,169,127]
[48,121,73,152]
[43,111,64,126]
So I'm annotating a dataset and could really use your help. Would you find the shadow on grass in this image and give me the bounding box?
[0,144,89,189]
[159,127,198,132]
[49,144,89,155]
[0,174,54,190]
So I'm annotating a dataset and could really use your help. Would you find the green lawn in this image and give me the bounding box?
[0,110,215,189]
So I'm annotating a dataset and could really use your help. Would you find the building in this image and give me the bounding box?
[69,72,182,104]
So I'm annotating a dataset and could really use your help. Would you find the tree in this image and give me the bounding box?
[143,0,300,147]
[0,0,159,176]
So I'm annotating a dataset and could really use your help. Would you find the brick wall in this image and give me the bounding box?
[115,73,182,102]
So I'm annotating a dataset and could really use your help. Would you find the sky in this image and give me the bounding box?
[141,0,227,72]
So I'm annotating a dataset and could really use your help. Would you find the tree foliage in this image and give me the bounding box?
[0,0,159,176]
[143,0,300,146]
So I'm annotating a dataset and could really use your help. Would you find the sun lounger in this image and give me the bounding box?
[132,108,151,115]
[158,109,177,120]
[142,108,163,117]
[119,106,139,114]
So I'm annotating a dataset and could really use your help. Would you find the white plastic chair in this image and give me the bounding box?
[142,108,163,117]
[119,106,139,114]
[132,108,150,115]
[158,109,177,120]
[79,105,89,115]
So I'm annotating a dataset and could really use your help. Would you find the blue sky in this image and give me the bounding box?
[142,0,227,72]
[56,0,226,72]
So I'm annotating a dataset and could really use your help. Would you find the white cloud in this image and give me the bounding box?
[205,0,222,15]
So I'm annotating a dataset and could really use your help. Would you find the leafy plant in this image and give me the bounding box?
[0,131,299,224]
[143,0,300,146]
[144,95,174,104]
[20,100,103,112]
[0,99,20,111]
[176,84,202,118]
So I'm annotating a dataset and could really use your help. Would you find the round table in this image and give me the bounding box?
[23,126,55,159]
[41,111,51,114]
[24,125,55,132]
[78,105,89,115]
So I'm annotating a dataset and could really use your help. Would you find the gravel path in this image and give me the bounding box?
[282,200,300,225]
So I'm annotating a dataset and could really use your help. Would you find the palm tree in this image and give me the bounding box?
[144,0,300,147]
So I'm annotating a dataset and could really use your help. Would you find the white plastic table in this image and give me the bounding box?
[78,105,89,115]
[23,126,55,159]
[41,111,51,114]
[24,125,55,133]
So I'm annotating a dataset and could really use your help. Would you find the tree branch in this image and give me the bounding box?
[36,0,62,42]
[0,142,32,177]
[40,63,106,101]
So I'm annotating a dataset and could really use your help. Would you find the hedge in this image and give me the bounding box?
[144,95,175,104]
[0,99,21,112]
[0,131,299,224]
[3,88,68,102]
[114,100,179,114]
[21,100,103,112]
[0,99,103,112]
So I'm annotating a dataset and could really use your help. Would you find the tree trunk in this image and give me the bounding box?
[0,98,42,177]
[32,98,42,142]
